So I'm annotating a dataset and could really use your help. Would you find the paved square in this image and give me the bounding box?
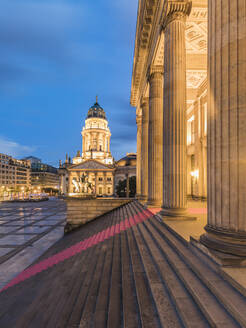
[0,199,66,289]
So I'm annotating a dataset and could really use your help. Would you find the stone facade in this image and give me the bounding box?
[65,198,131,232]
[115,153,136,198]
[59,102,136,198]
[0,153,31,191]
[59,100,115,197]
[131,0,246,256]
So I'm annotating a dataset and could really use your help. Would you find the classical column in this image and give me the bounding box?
[161,1,191,216]
[136,110,142,198]
[141,97,149,202]
[200,0,246,256]
[147,65,163,207]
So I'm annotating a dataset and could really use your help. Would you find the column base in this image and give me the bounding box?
[200,225,246,257]
[141,195,148,202]
[160,207,188,217]
[136,194,142,200]
[147,199,162,208]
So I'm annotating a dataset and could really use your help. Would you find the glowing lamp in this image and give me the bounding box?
[191,170,199,179]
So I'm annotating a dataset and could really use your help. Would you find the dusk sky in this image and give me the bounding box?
[0,0,138,166]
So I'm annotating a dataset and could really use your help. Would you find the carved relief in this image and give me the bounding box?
[186,70,207,89]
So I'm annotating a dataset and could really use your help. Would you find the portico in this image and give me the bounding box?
[131,0,246,257]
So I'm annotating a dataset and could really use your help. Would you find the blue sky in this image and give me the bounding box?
[0,0,138,166]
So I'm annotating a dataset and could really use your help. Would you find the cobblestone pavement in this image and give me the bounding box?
[0,199,66,289]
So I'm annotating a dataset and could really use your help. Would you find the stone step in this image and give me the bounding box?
[147,217,245,327]
[125,206,161,328]
[56,210,116,328]
[120,204,141,328]
[66,242,105,327]
[78,244,107,327]
[107,207,123,328]
[55,244,99,327]
[78,208,121,327]
[129,202,209,328]
[1,200,246,327]
[120,231,140,327]
[91,214,115,328]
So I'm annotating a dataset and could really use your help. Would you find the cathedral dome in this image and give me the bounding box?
[86,101,107,120]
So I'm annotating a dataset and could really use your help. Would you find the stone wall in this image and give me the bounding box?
[65,197,131,233]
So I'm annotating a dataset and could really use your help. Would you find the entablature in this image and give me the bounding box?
[131,0,208,107]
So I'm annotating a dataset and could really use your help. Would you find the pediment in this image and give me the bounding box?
[69,160,113,170]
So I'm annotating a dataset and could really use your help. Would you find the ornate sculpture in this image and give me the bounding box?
[72,173,94,194]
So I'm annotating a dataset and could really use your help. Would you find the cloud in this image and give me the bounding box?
[0,136,36,158]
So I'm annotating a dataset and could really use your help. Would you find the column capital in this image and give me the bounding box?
[140,97,149,108]
[148,65,164,81]
[141,97,149,123]
[136,107,142,126]
[136,116,142,126]
[162,1,192,29]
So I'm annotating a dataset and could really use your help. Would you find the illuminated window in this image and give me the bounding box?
[107,187,111,194]
[99,187,102,194]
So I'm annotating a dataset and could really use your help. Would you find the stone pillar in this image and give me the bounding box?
[200,0,246,256]
[136,110,142,198]
[126,173,130,198]
[141,97,149,202]
[161,1,191,216]
[147,65,163,207]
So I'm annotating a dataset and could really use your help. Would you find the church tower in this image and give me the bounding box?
[73,98,114,165]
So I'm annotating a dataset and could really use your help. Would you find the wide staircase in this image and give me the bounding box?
[0,200,245,327]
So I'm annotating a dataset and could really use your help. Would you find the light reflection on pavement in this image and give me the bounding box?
[0,199,66,289]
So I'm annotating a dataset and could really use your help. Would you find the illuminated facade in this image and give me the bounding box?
[131,0,246,256]
[73,99,113,165]
[59,100,115,197]
[0,153,31,191]
[132,0,208,206]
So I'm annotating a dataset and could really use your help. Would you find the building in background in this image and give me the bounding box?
[59,100,137,198]
[115,153,136,198]
[0,153,31,197]
[74,97,114,165]
[59,100,115,197]
[23,156,59,194]
[58,155,72,195]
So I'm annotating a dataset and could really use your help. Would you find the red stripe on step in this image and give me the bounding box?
[0,207,153,293]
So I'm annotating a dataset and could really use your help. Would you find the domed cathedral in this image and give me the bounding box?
[73,98,114,165]
[59,99,115,197]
